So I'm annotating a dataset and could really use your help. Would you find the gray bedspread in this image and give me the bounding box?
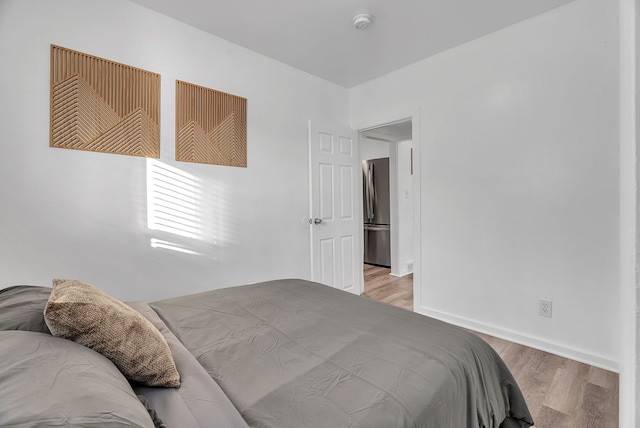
[128,302,249,428]
[151,279,533,428]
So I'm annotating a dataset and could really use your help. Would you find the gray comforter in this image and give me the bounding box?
[151,279,533,428]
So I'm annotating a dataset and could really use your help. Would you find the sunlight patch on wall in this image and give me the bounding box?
[146,159,200,239]
[150,238,201,256]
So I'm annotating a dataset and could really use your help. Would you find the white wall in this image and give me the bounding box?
[0,0,623,373]
[397,140,414,276]
[350,0,619,370]
[0,0,349,301]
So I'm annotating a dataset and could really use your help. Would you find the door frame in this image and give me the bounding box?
[619,0,638,424]
[352,107,422,309]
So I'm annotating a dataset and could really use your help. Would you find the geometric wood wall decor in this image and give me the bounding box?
[175,80,247,167]
[50,45,160,158]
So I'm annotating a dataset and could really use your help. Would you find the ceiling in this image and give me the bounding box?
[130,0,574,88]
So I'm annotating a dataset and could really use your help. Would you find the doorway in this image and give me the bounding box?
[359,119,414,309]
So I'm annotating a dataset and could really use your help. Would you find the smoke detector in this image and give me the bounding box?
[353,14,372,30]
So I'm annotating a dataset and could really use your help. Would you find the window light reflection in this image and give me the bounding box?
[150,238,201,256]
[147,159,200,239]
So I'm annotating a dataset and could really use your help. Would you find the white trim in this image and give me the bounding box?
[416,305,618,372]
[389,271,413,278]
[389,142,399,276]
[358,118,412,134]
[619,0,638,425]
[307,120,315,281]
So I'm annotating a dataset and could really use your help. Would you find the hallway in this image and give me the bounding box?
[361,264,413,310]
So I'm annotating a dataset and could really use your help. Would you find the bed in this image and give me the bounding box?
[0,279,534,428]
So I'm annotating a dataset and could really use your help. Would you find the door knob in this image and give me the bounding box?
[309,218,322,225]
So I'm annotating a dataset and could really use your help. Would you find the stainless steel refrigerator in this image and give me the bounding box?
[363,157,391,267]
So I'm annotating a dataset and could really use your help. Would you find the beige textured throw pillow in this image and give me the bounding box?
[44,279,180,388]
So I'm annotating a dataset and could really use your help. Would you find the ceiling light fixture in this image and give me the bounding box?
[353,14,372,30]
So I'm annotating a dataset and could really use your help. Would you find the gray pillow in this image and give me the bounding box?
[44,279,180,387]
[0,330,155,427]
[0,285,51,333]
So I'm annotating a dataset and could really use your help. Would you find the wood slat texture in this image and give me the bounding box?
[361,264,619,428]
[175,80,247,167]
[50,45,160,158]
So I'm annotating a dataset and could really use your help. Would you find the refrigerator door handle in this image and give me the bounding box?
[370,163,375,219]
[365,164,370,221]
[366,163,375,221]
[364,224,390,232]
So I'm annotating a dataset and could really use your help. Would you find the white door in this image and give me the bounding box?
[308,120,362,294]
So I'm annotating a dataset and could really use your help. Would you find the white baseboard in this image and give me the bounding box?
[415,305,618,373]
[389,271,412,278]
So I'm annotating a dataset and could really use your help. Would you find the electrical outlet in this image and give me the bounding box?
[539,299,552,318]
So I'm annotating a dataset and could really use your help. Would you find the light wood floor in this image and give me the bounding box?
[361,264,619,428]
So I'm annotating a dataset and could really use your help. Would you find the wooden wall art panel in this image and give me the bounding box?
[50,45,160,158]
[175,80,247,167]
